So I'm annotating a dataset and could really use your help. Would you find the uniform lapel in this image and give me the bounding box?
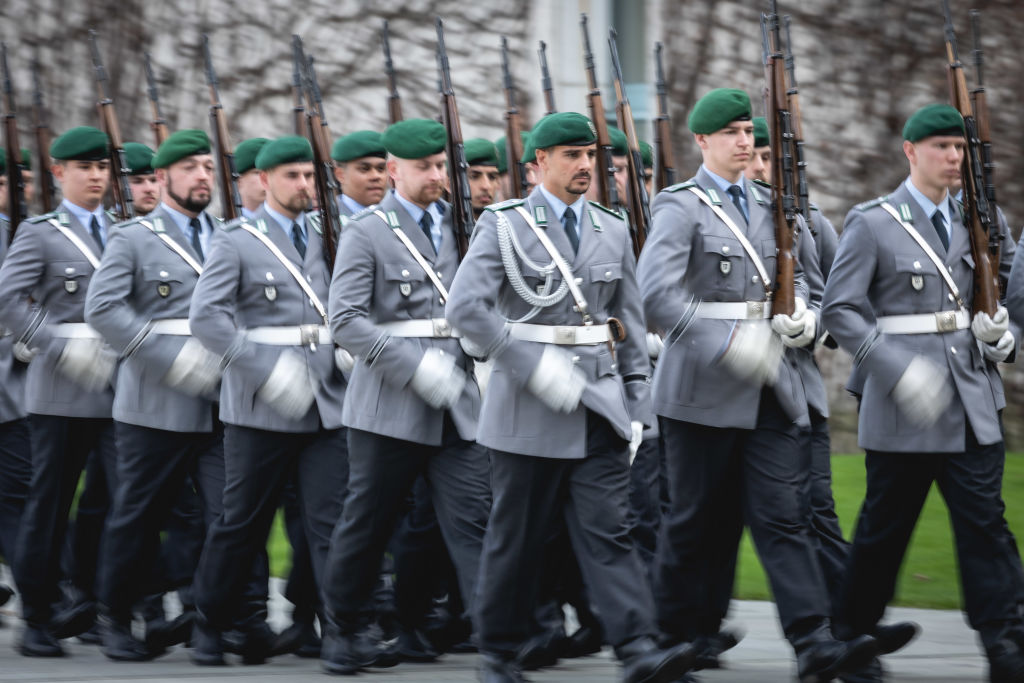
[695,168,748,236]
[152,207,202,261]
[526,187,576,265]
[257,207,305,267]
[62,209,100,256]
[436,201,459,269]
[945,195,968,265]
[892,185,947,258]
[389,192,437,264]
[573,201,601,268]
[304,214,324,269]
[745,180,771,241]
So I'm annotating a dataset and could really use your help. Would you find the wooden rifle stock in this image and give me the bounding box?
[501,35,527,200]
[652,42,676,192]
[201,34,242,221]
[31,55,55,214]
[579,13,619,212]
[381,21,403,125]
[143,52,169,147]
[88,30,133,222]
[608,29,649,257]
[1,42,27,235]
[435,17,472,260]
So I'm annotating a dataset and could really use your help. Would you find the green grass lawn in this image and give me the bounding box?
[267,452,1024,610]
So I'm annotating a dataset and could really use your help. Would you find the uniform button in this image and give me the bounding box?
[571,355,580,363]
[752,275,759,283]
[401,269,410,277]
[722,245,730,253]
[610,363,617,371]
[159,270,169,278]
[604,270,612,278]
[572,305,580,312]
[65,267,75,275]
[913,261,921,270]
[436,272,443,278]
[948,293,954,301]
[575,277,583,285]
[266,272,274,280]
[951,347,957,354]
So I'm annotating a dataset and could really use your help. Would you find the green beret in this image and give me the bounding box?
[0,148,32,174]
[639,141,653,169]
[235,138,270,174]
[902,103,965,142]
[152,129,211,169]
[753,117,770,148]
[255,135,313,170]
[331,130,386,163]
[123,142,155,176]
[496,131,531,172]
[687,88,752,135]
[464,138,499,168]
[608,126,628,156]
[530,112,597,152]
[50,126,109,161]
[382,119,447,160]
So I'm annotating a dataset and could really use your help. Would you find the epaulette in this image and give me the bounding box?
[662,181,696,193]
[348,206,378,222]
[25,210,60,224]
[307,212,323,235]
[223,215,252,232]
[587,200,625,220]
[751,178,771,189]
[211,214,225,224]
[854,196,887,212]
[484,198,524,212]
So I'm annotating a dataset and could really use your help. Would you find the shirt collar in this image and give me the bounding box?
[263,202,306,238]
[538,184,585,226]
[61,199,106,229]
[393,190,442,229]
[701,165,745,196]
[160,202,207,238]
[904,177,951,228]
[340,194,367,215]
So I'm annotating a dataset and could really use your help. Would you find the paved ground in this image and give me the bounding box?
[0,572,990,682]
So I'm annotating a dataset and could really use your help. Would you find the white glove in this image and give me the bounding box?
[13,341,37,362]
[526,346,586,413]
[163,338,221,396]
[717,320,783,386]
[257,351,315,420]
[892,355,952,427]
[982,330,1015,363]
[971,306,1009,344]
[459,335,488,360]
[334,346,355,372]
[646,332,664,360]
[771,298,816,348]
[410,348,466,409]
[57,338,116,392]
[628,421,644,465]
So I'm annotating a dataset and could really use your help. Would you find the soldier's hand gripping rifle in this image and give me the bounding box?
[88,30,134,222]
[579,14,620,213]
[942,1,998,316]
[762,6,797,317]
[144,52,169,147]
[652,42,676,193]
[1,42,28,236]
[538,40,557,115]
[381,20,403,125]
[782,16,810,226]
[31,55,56,213]
[608,29,650,257]
[501,36,527,200]
[201,34,242,221]
[435,17,473,260]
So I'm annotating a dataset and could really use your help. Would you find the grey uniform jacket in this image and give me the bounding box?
[636,169,809,429]
[0,203,114,418]
[822,183,1015,453]
[445,186,651,460]
[189,206,345,433]
[84,207,217,432]
[330,190,478,445]
[0,217,27,423]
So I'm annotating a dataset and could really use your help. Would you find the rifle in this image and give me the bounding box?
[290,36,305,136]
[31,55,56,213]
[201,33,242,221]
[88,30,133,222]
[579,14,620,213]
[608,29,649,257]
[501,36,528,199]
[969,11,998,246]
[761,5,797,317]
[652,42,676,192]
[143,52,169,147]
[1,43,27,235]
[381,20,403,125]
[942,1,998,315]
[294,37,339,268]
[782,16,810,225]
[538,40,557,115]
[435,17,472,260]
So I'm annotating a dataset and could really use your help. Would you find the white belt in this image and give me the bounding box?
[53,323,102,339]
[246,325,331,345]
[876,309,970,335]
[508,323,612,345]
[149,319,191,335]
[378,319,462,338]
[696,301,773,320]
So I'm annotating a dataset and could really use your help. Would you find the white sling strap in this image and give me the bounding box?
[879,202,964,308]
[512,205,594,325]
[48,218,101,269]
[685,186,772,294]
[141,220,203,275]
[374,210,451,302]
[238,222,328,324]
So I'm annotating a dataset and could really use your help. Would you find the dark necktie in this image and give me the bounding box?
[562,209,579,255]
[931,211,949,251]
[419,212,436,254]
[727,185,748,225]
[291,222,306,259]
[188,217,205,262]
[89,215,104,252]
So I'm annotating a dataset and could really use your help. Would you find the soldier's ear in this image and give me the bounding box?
[903,140,917,166]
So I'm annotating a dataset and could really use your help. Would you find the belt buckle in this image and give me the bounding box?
[554,326,577,345]
[432,319,452,338]
[935,311,957,333]
[300,324,320,348]
[746,301,764,319]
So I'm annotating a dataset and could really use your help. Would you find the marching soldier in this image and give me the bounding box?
[235,137,269,218]
[84,129,225,661]
[0,126,119,657]
[123,142,161,214]
[446,111,695,683]
[464,137,500,220]
[187,136,349,665]
[322,118,489,675]
[636,89,882,681]
[330,130,387,218]
[825,104,1024,681]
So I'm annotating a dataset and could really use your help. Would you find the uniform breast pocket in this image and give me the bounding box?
[142,264,188,301]
[700,236,744,297]
[382,263,428,308]
[248,267,288,306]
[589,262,622,309]
[47,260,92,298]
[894,254,938,297]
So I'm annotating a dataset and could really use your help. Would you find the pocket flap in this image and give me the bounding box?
[383,263,427,282]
